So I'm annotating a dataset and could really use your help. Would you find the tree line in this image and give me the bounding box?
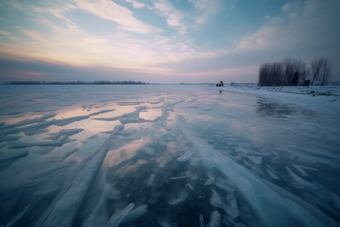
[258,57,332,86]
[3,81,148,85]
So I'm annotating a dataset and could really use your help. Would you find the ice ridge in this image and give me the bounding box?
[177,115,329,227]
[42,124,124,227]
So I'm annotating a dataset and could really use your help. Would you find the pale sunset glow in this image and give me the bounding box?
[0,0,339,83]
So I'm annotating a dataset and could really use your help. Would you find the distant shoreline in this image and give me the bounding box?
[2,81,148,85]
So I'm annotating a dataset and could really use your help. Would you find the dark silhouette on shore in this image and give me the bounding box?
[258,57,331,86]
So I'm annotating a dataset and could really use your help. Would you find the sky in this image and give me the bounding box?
[0,0,339,83]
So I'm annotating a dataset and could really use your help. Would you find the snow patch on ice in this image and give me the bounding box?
[185,170,197,180]
[169,190,188,205]
[142,147,154,155]
[207,211,221,227]
[185,183,194,190]
[177,115,329,227]
[177,150,195,162]
[292,164,309,177]
[104,183,121,200]
[122,204,148,224]
[105,203,134,227]
[147,174,155,186]
[204,173,215,186]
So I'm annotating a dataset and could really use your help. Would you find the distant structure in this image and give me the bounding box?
[216,81,224,87]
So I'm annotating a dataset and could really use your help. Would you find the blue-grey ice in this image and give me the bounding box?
[169,190,188,205]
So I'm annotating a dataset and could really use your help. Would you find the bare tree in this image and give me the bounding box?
[310,57,324,84]
[270,62,283,86]
[258,63,271,86]
[297,61,310,84]
[320,58,332,85]
[283,58,307,86]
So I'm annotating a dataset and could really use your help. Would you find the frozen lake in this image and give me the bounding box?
[0,85,339,227]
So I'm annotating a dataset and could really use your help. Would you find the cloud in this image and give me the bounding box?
[20,30,47,43]
[75,0,161,34]
[281,4,290,11]
[235,0,340,55]
[125,0,144,8]
[0,30,11,35]
[152,0,185,33]
[264,15,270,19]
[189,0,223,25]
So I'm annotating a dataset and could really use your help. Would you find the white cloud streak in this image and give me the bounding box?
[189,0,223,25]
[75,0,161,34]
[125,0,144,8]
[152,0,186,33]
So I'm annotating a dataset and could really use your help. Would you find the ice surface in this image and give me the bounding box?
[104,183,121,200]
[82,189,109,227]
[199,214,205,227]
[146,174,155,186]
[176,150,195,162]
[0,179,43,193]
[170,175,186,180]
[210,189,224,210]
[95,106,147,124]
[185,170,197,180]
[42,125,124,227]
[215,179,234,193]
[169,190,188,205]
[286,166,317,190]
[121,204,148,224]
[207,211,221,227]
[282,146,340,168]
[177,115,330,227]
[265,167,280,180]
[46,147,79,162]
[0,135,21,143]
[225,194,239,219]
[142,147,154,155]
[0,110,111,137]
[331,192,340,210]
[159,221,175,227]
[89,109,115,116]
[292,164,309,177]
[29,163,69,179]
[185,183,194,190]
[3,203,31,227]
[34,146,56,155]
[105,203,134,227]
[158,161,166,168]
[204,173,215,186]
[189,156,201,166]
[245,155,262,164]
[10,129,83,148]
[0,113,55,130]
[1,85,339,226]
[119,161,132,178]
[210,189,238,219]
[0,150,28,163]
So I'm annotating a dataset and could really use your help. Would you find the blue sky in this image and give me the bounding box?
[0,0,339,83]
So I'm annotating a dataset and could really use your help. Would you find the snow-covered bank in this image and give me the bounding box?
[213,84,340,113]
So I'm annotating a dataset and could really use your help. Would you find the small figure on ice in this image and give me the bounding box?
[216,81,224,87]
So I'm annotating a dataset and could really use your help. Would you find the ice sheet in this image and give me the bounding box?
[177,115,331,227]
[42,125,124,227]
